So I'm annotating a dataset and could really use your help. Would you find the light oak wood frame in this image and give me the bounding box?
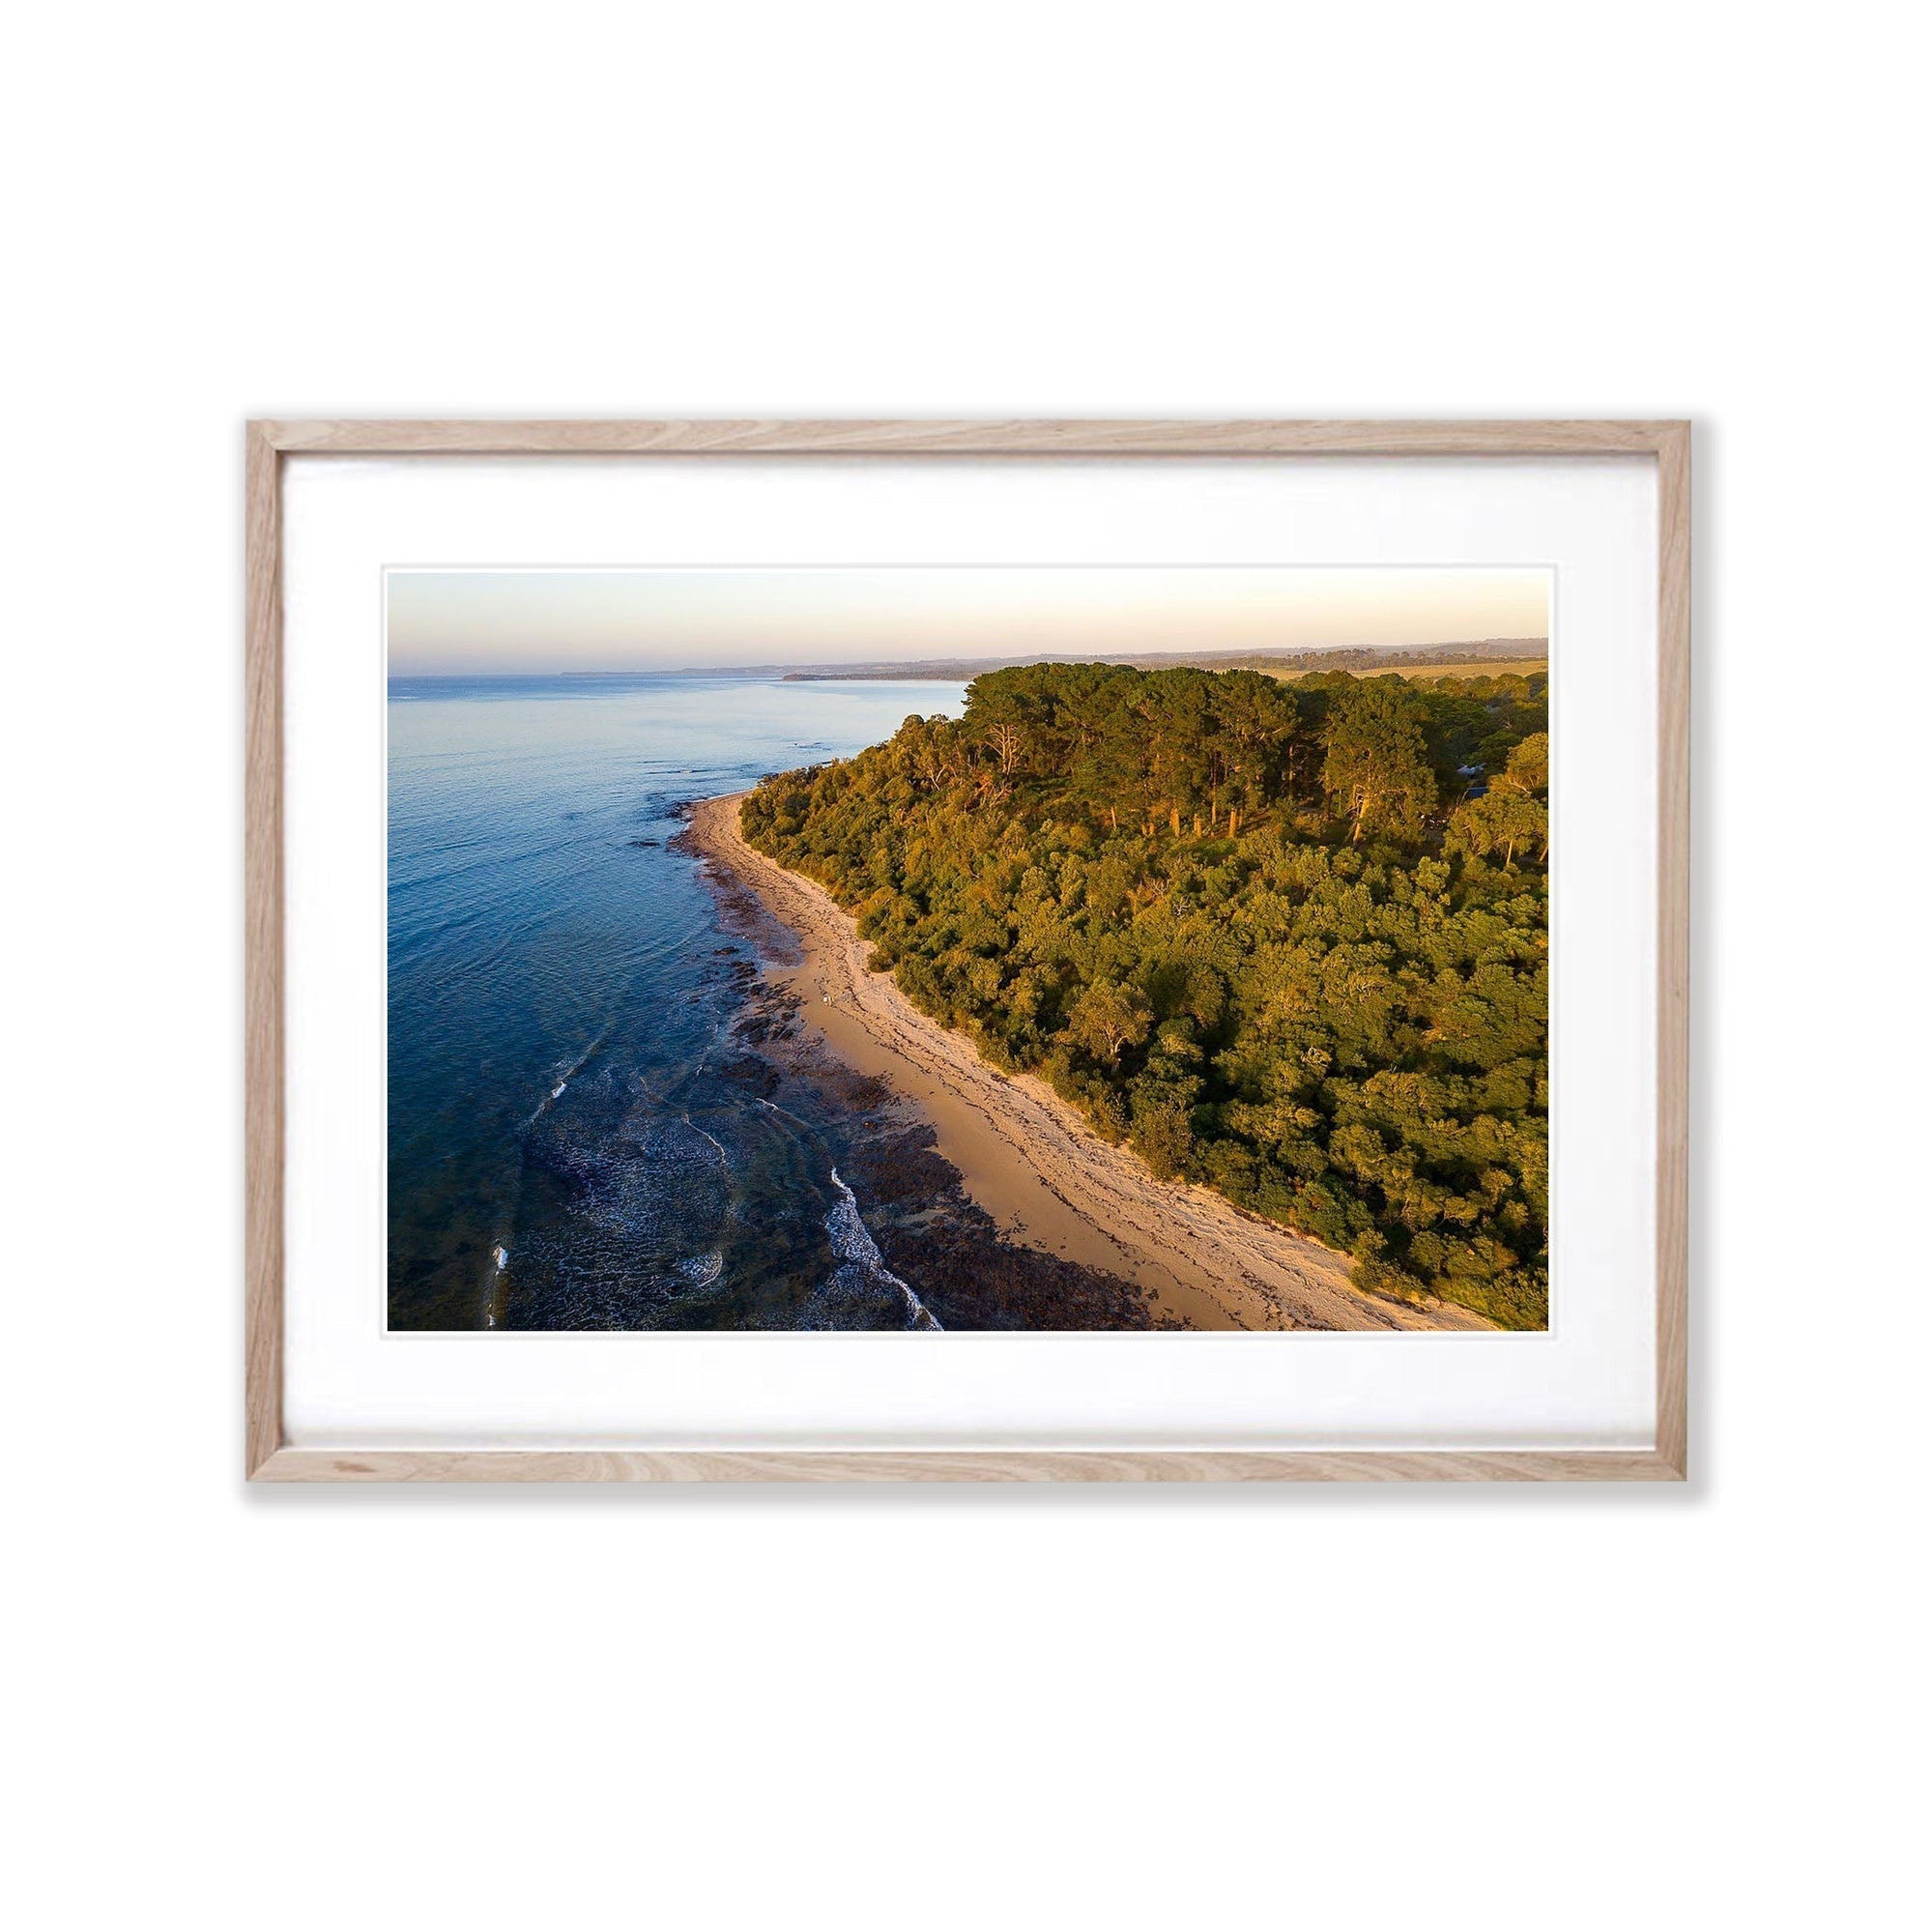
[245,419,1689,1483]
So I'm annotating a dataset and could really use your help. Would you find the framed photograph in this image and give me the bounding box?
[246,419,1688,1481]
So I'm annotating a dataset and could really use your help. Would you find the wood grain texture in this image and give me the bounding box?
[245,424,284,1478]
[244,418,1691,1484]
[258,418,1683,458]
[253,1447,1685,1484]
[1655,423,1692,1478]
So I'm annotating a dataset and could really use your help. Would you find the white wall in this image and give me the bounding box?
[7,5,1925,1929]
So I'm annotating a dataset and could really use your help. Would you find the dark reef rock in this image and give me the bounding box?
[752,1023,1155,1332]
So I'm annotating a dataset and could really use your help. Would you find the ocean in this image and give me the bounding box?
[386,673,967,1331]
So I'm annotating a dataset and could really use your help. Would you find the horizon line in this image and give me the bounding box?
[389,636,1551,680]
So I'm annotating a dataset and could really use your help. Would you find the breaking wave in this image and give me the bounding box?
[484,1243,510,1329]
[819,1167,940,1330]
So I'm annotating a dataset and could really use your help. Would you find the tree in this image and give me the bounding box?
[1320,679,1439,842]
[1491,731,1548,796]
[983,718,1025,775]
[1130,1074,1198,1180]
[1447,730,1549,867]
[967,672,1057,779]
[1066,980,1152,1064]
[1211,671,1298,827]
[1448,788,1547,869]
[900,714,962,791]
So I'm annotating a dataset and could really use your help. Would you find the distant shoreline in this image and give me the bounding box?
[684,792,1495,1334]
[775,640,1548,682]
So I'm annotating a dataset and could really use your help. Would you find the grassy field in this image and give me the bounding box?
[784,650,1549,685]
[1351,657,1546,682]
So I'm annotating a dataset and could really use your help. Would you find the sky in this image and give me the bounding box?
[385,566,1550,675]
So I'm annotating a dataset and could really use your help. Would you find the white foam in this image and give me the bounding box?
[675,1251,725,1290]
[826,1167,941,1331]
[483,1244,510,1329]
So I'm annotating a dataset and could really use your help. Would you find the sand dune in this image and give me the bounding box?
[686,793,1493,1333]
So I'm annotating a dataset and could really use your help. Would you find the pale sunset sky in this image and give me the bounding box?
[386,566,1550,675]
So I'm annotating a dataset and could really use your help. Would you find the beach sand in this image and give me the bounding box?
[685,793,1493,1333]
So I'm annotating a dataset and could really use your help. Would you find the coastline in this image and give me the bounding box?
[685,792,1494,1333]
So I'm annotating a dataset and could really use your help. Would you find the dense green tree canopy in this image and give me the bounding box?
[741,662,1550,1327]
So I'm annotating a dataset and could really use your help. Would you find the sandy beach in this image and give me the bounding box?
[686,793,1493,1332]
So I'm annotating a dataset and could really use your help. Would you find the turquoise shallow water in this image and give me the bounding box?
[387,673,966,1330]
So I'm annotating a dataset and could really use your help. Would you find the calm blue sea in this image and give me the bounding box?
[387,673,966,1330]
